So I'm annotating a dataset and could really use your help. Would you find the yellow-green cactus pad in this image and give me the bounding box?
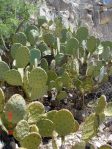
[104,102,112,116]
[13,32,27,45]
[4,69,22,86]
[82,113,98,141]
[13,120,30,141]
[11,43,22,59]
[95,95,107,115]
[0,61,10,80]
[72,120,79,133]
[47,110,57,122]
[20,132,42,149]
[30,85,48,100]
[0,88,5,113]
[27,101,45,123]
[29,67,47,88]
[30,125,39,133]
[53,109,75,137]
[37,119,54,137]
[4,94,26,124]
[15,46,30,68]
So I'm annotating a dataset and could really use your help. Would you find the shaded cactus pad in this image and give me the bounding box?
[4,94,26,124]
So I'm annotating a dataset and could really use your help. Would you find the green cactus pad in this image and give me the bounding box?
[40,58,48,71]
[0,88,5,113]
[99,145,112,149]
[47,110,57,122]
[25,25,38,34]
[65,38,79,56]
[43,33,57,48]
[76,27,88,42]
[27,101,45,115]
[30,125,39,133]
[27,29,39,46]
[53,109,75,137]
[13,32,27,45]
[20,132,42,149]
[30,85,48,100]
[104,102,112,116]
[87,36,97,53]
[72,120,79,133]
[95,95,107,115]
[30,48,41,65]
[38,41,49,52]
[11,43,22,59]
[4,69,22,86]
[61,72,72,88]
[29,67,47,88]
[4,94,26,124]
[13,120,30,141]
[27,101,45,123]
[37,119,54,137]
[15,46,30,68]
[47,70,57,84]
[48,80,55,90]
[38,16,47,27]
[0,61,10,80]
[82,113,98,141]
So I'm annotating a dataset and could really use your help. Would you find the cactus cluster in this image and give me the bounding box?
[0,14,112,149]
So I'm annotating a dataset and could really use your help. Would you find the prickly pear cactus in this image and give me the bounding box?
[47,110,57,122]
[13,32,27,45]
[56,91,67,101]
[20,132,42,149]
[4,69,22,86]
[95,95,107,115]
[104,102,112,116]
[15,46,30,68]
[38,41,49,52]
[53,109,76,137]
[65,38,79,56]
[75,27,88,42]
[0,88,5,113]
[27,101,45,123]
[30,48,41,65]
[82,113,98,141]
[40,58,48,71]
[13,120,30,141]
[43,33,57,48]
[37,119,54,137]
[30,85,48,100]
[0,61,10,80]
[29,67,47,88]
[30,125,39,133]
[11,43,22,59]
[27,29,39,46]
[47,70,57,84]
[4,94,26,124]
[38,16,47,27]
[87,36,97,53]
